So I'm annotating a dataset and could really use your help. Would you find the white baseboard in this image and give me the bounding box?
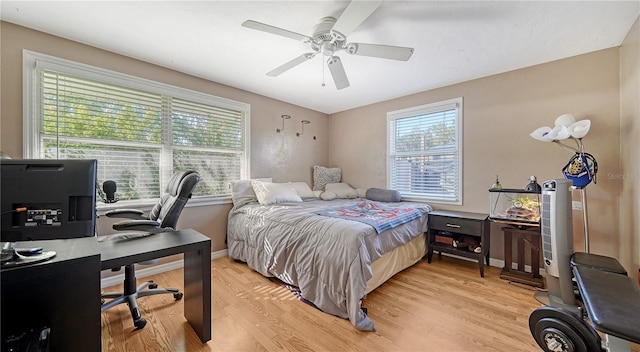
[100,249,228,288]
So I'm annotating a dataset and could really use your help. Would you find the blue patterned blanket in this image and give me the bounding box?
[314,200,422,233]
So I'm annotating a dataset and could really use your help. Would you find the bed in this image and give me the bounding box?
[226,179,432,331]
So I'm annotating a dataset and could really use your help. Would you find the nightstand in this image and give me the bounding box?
[427,210,490,277]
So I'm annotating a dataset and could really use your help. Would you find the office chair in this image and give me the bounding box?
[100,170,200,329]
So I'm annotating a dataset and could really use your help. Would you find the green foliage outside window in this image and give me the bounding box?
[38,68,246,202]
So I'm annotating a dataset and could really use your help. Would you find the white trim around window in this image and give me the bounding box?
[23,50,250,208]
[387,97,463,205]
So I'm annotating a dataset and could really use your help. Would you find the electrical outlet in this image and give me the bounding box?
[572,201,583,210]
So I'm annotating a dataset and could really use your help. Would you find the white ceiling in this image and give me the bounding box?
[2,1,639,114]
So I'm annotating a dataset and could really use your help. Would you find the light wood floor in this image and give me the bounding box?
[101,256,638,352]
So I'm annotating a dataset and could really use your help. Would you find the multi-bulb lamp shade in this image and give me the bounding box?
[529,113,598,252]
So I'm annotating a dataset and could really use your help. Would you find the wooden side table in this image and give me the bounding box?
[500,226,544,288]
[427,210,490,277]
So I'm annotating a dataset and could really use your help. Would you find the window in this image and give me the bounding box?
[24,51,250,206]
[387,98,462,204]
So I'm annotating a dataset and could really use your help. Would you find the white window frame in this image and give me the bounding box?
[386,97,463,205]
[23,50,250,209]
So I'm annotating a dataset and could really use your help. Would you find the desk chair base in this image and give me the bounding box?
[101,264,183,329]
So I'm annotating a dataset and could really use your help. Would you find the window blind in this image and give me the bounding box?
[32,59,249,203]
[171,98,245,196]
[388,98,462,204]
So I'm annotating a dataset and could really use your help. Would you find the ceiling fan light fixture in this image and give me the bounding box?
[321,41,335,56]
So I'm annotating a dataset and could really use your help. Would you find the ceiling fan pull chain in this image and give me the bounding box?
[321,56,326,87]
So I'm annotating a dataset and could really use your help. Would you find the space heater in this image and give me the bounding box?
[537,178,577,309]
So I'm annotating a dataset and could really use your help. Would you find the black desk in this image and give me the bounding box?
[98,229,212,343]
[1,237,101,352]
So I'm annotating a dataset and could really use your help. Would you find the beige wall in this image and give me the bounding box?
[328,48,625,268]
[619,16,640,275]
[0,22,330,253]
[2,20,638,275]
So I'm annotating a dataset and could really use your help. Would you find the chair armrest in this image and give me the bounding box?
[112,219,161,231]
[105,208,146,220]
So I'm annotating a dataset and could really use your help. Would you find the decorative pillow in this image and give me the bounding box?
[230,178,272,207]
[365,188,402,202]
[251,180,302,205]
[325,183,359,199]
[320,191,337,201]
[313,165,341,191]
[288,182,316,198]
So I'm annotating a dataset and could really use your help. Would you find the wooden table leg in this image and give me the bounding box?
[528,236,541,279]
[503,229,512,274]
[184,245,212,343]
[517,236,525,272]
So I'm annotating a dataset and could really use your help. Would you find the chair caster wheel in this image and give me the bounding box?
[149,282,158,289]
[134,318,147,330]
[174,292,184,300]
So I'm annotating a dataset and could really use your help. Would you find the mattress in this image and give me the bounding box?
[366,234,426,295]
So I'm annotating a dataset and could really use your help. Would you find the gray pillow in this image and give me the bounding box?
[365,188,402,202]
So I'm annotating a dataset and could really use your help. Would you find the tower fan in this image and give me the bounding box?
[535,179,578,311]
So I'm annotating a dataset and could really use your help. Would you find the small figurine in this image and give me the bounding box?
[491,175,502,190]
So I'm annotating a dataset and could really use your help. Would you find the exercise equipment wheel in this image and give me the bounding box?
[529,306,602,352]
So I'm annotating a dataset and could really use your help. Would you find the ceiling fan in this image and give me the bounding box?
[242,0,414,90]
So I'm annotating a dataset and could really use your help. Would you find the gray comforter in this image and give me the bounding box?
[227,198,431,331]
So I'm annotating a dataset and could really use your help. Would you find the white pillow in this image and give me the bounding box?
[251,180,303,205]
[320,191,337,201]
[288,182,316,198]
[230,178,272,207]
[325,183,359,199]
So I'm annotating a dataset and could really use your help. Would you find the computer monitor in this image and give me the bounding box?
[1,159,97,241]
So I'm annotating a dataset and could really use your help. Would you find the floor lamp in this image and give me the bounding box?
[530,114,598,253]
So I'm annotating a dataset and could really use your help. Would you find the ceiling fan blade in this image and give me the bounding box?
[267,53,316,77]
[346,43,414,61]
[242,20,311,42]
[327,56,350,90]
[330,0,383,41]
